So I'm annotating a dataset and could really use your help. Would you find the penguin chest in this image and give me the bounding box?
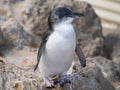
[46,29,76,61]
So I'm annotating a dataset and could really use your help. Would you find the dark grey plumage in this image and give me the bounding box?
[75,44,86,67]
[34,30,53,71]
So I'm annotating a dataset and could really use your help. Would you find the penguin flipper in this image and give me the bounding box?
[34,30,53,71]
[75,44,86,67]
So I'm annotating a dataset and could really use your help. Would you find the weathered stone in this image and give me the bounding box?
[0,28,4,47]
[103,34,120,82]
[0,58,115,90]
[70,56,120,87]
[104,33,120,60]
[3,47,37,68]
[1,18,38,48]
[0,17,39,67]
[116,85,120,90]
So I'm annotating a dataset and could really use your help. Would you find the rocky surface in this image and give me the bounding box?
[0,28,4,46]
[0,0,119,90]
[1,18,38,48]
[104,33,120,61]
[73,56,120,82]
[0,57,115,90]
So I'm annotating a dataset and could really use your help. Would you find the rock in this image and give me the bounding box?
[103,34,120,82]
[103,33,120,60]
[1,18,38,48]
[71,66,115,90]
[0,1,10,21]
[88,57,120,82]
[0,18,39,67]
[112,42,120,62]
[0,57,115,90]
[3,47,37,68]
[0,28,4,47]
[72,56,120,82]
[113,82,120,90]
[116,86,120,90]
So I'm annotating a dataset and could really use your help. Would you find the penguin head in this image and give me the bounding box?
[48,7,84,29]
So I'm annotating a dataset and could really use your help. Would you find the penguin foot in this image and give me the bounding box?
[44,77,55,88]
[58,75,71,87]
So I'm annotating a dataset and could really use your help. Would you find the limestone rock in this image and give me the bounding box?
[0,18,38,48]
[116,86,120,90]
[88,57,120,82]
[103,34,120,82]
[104,34,120,60]
[0,57,115,90]
[0,28,4,46]
[0,18,39,66]
[72,56,120,82]
[3,47,37,68]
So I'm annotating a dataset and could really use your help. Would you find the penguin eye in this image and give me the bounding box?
[54,15,59,20]
[62,17,69,21]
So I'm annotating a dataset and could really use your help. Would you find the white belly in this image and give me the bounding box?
[39,24,76,77]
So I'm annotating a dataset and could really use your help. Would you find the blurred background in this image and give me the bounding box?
[82,0,120,36]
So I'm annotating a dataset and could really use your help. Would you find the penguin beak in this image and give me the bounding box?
[72,13,84,18]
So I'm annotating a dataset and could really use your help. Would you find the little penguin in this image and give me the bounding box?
[34,7,86,88]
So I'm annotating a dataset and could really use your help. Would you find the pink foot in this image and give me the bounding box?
[44,77,55,88]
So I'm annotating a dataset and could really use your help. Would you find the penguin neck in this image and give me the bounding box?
[53,22,74,32]
[52,22,75,38]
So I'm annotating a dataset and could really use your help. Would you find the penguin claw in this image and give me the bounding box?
[45,82,54,88]
[44,77,55,88]
[58,75,71,87]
